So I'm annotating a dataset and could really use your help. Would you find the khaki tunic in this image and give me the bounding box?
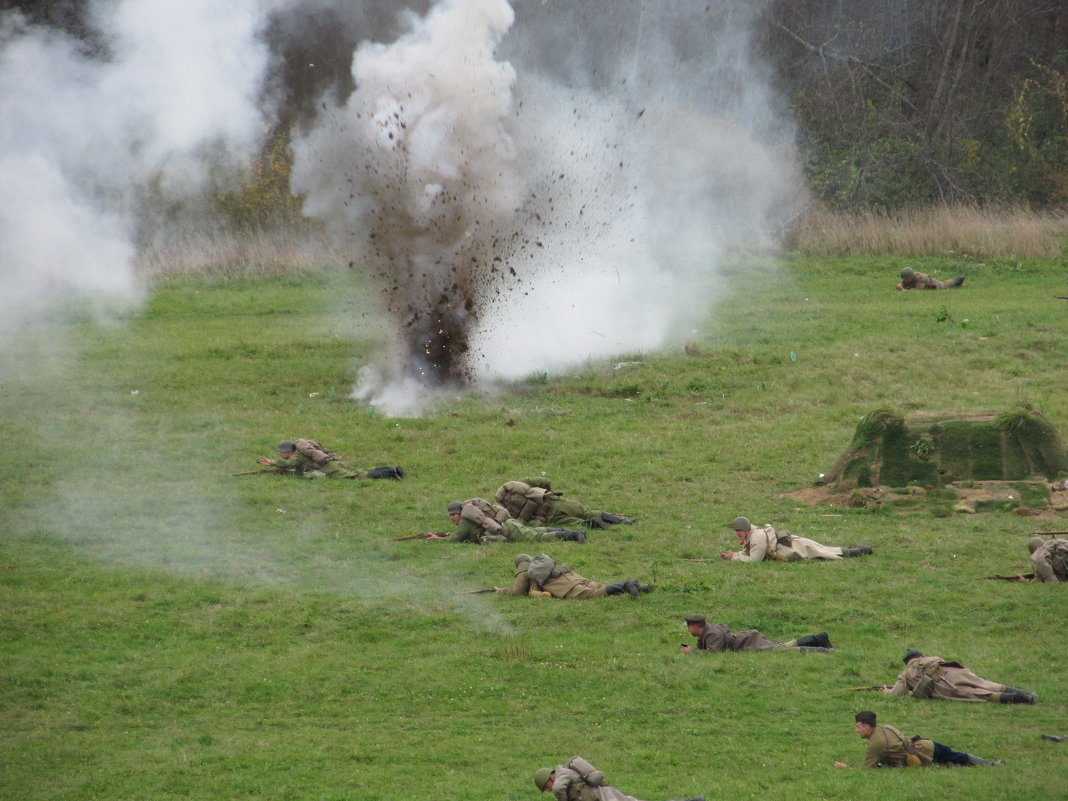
[495,481,602,527]
[1031,538,1068,583]
[899,272,959,289]
[549,765,645,801]
[446,517,557,544]
[888,655,1007,702]
[693,622,784,652]
[860,725,935,768]
[267,450,363,478]
[730,524,845,562]
[498,565,608,598]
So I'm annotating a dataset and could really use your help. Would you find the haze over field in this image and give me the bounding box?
[1,0,802,414]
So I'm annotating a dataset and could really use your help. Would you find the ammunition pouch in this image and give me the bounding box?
[912,675,935,699]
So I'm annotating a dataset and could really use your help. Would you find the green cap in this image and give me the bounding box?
[900,267,915,280]
[533,768,553,791]
[1027,536,1045,554]
[447,501,463,515]
[277,440,295,452]
[731,516,751,531]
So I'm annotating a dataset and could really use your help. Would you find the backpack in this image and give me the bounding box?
[294,439,336,467]
[527,554,556,588]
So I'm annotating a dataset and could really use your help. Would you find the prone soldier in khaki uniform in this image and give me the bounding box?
[495,480,634,530]
[721,517,872,562]
[437,500,586,544]
[834,710,1000,768]
[896,266,965,290]
[1028,536,1068,582]
[886,649,1036,703]
[533,756,704,801]
[680,614,833,653]
[258,439,404,479]
[495,553,652,598]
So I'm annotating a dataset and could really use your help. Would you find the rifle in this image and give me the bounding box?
[391,532,448,541]
[983,573,1035,582]
[458,588,497,594]
[231,469,282,476]
[844,685,892,691]
[682,558,716,562]
[1032,531,1068,536]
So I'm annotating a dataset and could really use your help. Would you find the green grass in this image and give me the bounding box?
[1,254,1066,800]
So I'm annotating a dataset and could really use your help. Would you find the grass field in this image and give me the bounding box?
[2,252,1067,800]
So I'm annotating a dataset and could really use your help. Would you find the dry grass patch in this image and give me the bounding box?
[789,204,1068,259]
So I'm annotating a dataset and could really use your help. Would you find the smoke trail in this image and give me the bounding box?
[0,0,273,342]
[291,0,803,415]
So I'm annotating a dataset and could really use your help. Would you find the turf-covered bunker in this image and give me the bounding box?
[791,407,1068,514]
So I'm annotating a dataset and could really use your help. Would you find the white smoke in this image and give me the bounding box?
[0,0,273,342]
[291,0,803,413]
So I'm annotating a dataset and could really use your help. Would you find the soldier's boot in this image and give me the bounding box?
[843,546,873,557]
[623,578,641,598]
[604,581,629,596]
[965,754,1001,766]
[638,583,654,593]
[794,632,832,649]
[554,530,586,544]
[798,646,834,653]
[583,517,612,530]
[1040,734,1068,742]
[367,466,405,479]
[998,691,1036,704]
[950,276,966,287]
[600,511,636,525]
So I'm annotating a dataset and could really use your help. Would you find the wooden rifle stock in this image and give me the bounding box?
[392,532,447,541]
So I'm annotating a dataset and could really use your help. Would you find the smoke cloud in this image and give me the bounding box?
[291,0,803,415]
[0,0,273,341]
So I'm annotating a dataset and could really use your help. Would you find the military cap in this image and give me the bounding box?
[903,648,923,664]
[731,516,751,531]
[277,440,295,452]
[533,767,553,791]
[1027,536,1045,554]
[900,266,915,280]
[447,500,463,514]
[684,614,706,625]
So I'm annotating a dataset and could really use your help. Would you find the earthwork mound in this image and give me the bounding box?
[787,407,1068,515]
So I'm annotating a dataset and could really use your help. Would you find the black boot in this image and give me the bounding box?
[583,517,611,530]
[965,754,1001,766]
[605,581,628,596]
[600,511,636,525]
[999,691,1035,704]
[950,276,966,287]
[554,530,587,544]
[844,546,873,557]
[367,466,405,479]
[623,578,640,598]
[794,633,827,648]
[813,631,833,649]
[638,583,654,593]
[798,646,834,653]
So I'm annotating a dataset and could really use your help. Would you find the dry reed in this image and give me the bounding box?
[787,204,1068,259]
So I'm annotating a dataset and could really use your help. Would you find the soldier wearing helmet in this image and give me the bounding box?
[896,266,965,290]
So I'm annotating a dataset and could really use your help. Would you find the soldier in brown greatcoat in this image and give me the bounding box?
[1028,536,1068,583]
[886,649,1036,703]
[494,480,634,529]
[896,266,965,290]
[495,553,651,598]
[679,614,833,653]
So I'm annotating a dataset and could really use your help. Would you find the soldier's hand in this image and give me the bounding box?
[720,551,734,560]
[258,457,273,466]
[680,644,693,653]
[834,762,849,768]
